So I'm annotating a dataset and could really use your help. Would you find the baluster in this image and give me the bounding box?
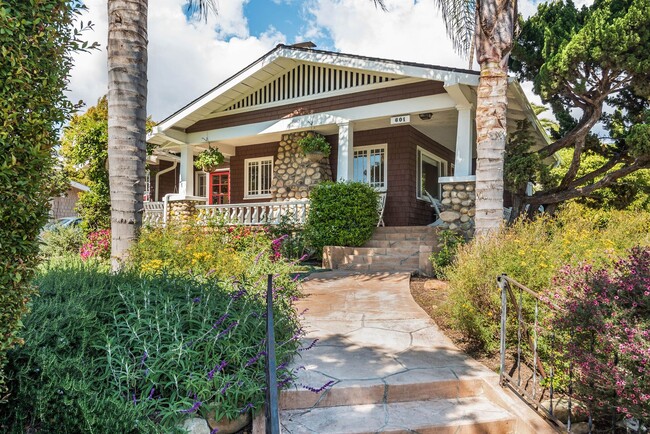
[517,287,522,388]
[533,299,538,400]
[252,206,259,224]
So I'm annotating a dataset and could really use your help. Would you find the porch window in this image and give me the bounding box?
[195,171,207,197]
[245,157,273,199]
[417,147,447,199]
[353,144,387,191]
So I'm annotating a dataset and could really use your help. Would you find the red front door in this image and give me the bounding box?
[209,171,230,205]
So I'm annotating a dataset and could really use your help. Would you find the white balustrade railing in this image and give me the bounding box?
[196,200,310,226]
[142,201,164,227]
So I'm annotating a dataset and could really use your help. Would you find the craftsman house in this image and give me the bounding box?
[146,43,548,229]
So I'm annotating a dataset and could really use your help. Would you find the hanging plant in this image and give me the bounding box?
[194,147,225,172]
[297,132,331,162]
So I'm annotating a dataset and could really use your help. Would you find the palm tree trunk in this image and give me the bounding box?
[107,0,148,269]
[474,61,508,235]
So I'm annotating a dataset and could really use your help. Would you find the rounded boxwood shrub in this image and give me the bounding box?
[304,181,379,256]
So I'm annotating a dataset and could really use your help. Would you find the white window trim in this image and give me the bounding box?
[416,146,447,200]
[194,171,207,198]
[353,143,388,192]
[244,156,273,200]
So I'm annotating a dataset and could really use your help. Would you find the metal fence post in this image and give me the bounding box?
[497,274,508,386]
[265,274,280,434]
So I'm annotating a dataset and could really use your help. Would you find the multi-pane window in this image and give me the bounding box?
[245,157,273,198]
[353,144,387,191]
[416,147,447,199]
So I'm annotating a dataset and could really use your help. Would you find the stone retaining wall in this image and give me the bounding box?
[270,132,333,201]
[438,181,476,239]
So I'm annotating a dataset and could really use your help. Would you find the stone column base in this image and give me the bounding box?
[439,180,476,239]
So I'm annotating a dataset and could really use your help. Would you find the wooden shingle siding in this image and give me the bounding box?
[229,142,279,203]
[186,81,445,133]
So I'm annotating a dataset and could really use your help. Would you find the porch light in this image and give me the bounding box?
[418,112,433,120]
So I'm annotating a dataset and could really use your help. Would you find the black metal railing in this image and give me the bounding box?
[265,274,280,433]
[497,274,584,433]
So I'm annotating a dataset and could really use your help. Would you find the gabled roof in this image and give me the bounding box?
[153,44,482,133]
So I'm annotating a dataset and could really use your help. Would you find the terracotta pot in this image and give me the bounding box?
[206,411,251,434]
[305,151,324,162]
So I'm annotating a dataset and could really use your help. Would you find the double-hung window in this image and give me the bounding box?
[416,147,447,199]
[353,144,387,191]
[244,157,273,199]
[194,171,207,197]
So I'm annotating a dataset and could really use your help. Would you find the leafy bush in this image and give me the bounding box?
[304,182,378,256]
[39,226,85,259]
[128,224,293,283]
[0,0,88,401]
[549,248,650,424]
[444,203,650,351]
[0,256,302,432]
[430,230,465,278]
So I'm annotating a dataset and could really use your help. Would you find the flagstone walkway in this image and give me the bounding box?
[272,271,557,434]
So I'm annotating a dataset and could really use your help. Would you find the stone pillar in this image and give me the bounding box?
[439,179,476,239]
[270,132,333,201]
[166,198,203,225]
[337,121,353,181]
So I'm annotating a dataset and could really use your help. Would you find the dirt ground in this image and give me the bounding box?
[409,276,501,372]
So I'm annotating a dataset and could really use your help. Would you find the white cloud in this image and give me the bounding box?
[306,0,472,70]
[67,0,285,121]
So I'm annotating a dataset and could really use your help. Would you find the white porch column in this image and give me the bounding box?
[337,121,354,181]
[179,144,194,197]
[454,104,474,177]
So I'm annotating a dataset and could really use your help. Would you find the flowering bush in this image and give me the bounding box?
[444,203,650,351]
[0,257,303,432]
[80,229,111,260]
[549,248,650,424]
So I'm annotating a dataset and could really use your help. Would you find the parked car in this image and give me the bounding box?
[42,217,82,232]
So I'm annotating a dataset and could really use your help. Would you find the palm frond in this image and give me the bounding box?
[431,0,476,58]
[185,0,218,22]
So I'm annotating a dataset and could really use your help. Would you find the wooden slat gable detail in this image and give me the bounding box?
[223,64,398,113]
[187,81,445,134]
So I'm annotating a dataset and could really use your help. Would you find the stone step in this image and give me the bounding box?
[337,264,419,273]
[341,254,419,266]
[331,247,422,257]
[280,396,516,434]
[363,239,435,249]
[370,232,438,242]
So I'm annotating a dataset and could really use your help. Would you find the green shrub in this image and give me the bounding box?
[429,230,465,278]
[304,182,378,256]
[39,226,85,259]
[0,0,88,401]
[0,256,301,432]
[444,203,650,351]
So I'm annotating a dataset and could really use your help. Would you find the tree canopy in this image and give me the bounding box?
[508,0,650,214]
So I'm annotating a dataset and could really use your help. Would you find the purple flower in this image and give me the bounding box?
[192,296,201,303]
[179,400,202,414]
[217,321,239,338]
[210,429,219,434]
[231,288,247,300]
[212,313,229,329]
[220,382,232,395]
[207,360,228,380]
[301,380,334,393]
[299,338,319,351]
[245,351,267,367]
[139,351,148,367]
[132,393,137,405]
[254,250,265,264]
[148,387,155,399]
[240,403,254,414]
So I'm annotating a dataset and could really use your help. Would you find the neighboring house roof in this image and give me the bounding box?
[70,181,90,192]
[149,43,550,150]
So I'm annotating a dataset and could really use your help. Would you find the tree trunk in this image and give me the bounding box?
[474,62,509,235]
[107,0,148,269]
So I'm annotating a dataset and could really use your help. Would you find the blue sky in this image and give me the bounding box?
[67,0,579,121]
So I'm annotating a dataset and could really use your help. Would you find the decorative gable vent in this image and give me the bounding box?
[224,64,397,112]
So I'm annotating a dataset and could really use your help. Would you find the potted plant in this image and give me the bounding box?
[298,132,331,162]
[194,147,224,173]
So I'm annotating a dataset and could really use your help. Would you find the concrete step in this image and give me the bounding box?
[341,254,419,266]
[374,226,438,234]
[280,396,516,434]
[363,239,435,249]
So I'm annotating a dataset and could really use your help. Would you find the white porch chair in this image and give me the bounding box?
[424,190,444,227]
[377,193,387,227]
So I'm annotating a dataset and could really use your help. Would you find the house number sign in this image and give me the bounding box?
[390,115,410,124]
